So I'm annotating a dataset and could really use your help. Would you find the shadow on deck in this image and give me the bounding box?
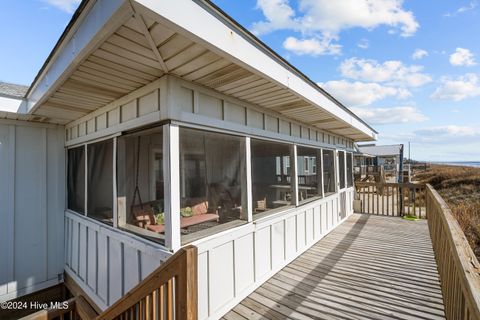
[223,213,445,320]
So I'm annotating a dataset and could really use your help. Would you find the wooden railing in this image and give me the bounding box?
[99,245,197,320]
[425,185,480,319]
[355,182,426,218]
[21,245,198,320]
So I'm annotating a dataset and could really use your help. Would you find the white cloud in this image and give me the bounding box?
[415,125,480,138]
[357,39,369,49]
[412,49,428,60]
[254,0,418,36]
[412,125,480,145]
[42,0,80,13]
[449,48,476,66]
[340,57,432,87]
[283,36,341,56]
[431,73,480,101]
[349,106,427,125]
[320,80,410,107]
[253,0,419,55]
[444,1,478,17]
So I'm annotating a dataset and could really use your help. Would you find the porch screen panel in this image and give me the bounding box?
[339,151,346,189]
[297,146,322,203]
[347,152,353,187]
[251,139,292,213]
[117,127,165,244]
[67,146,85,214]
[323,149,336,195]
[87,139,113,224]
[179,128,246,237]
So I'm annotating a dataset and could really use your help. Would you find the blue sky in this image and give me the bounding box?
[1,0,479,161]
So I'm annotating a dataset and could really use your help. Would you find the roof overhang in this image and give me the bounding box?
[23,0,377,141]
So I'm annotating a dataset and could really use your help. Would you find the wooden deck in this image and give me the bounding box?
[223,213,445,320]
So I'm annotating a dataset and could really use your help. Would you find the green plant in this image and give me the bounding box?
[180,206,193,217]
[155,213,165,224]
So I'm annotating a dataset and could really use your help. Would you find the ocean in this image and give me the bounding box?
[432,161,480,168]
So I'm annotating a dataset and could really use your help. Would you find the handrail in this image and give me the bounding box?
[98,245,198,320]
[425,184,480,319]
[354,181,426,217]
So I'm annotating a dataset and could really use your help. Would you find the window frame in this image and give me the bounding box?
[66,119,354,250]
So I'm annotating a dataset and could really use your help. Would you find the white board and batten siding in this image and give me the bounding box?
[194,189,354,320]
[65,75,355,152]
[62,74,356,314]
[64,212,172,310]
[0,120,65,302]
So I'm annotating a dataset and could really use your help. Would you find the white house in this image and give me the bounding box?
[0,0,377,319]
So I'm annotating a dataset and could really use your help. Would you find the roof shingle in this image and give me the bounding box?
[0,81,29,98]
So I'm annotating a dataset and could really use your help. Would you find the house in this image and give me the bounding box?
[0,0,378,319]
[355,143,404,182]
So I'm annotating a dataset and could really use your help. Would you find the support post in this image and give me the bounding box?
[164,124,181,250]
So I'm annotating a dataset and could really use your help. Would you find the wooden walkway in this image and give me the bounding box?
[223,214,445,320]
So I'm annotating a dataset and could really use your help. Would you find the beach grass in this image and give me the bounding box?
[414,164,480,260]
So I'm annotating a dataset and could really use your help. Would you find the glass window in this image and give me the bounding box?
[179,128,247,237]
[117,127,165,243]
[297,146,322,203]
[67,146,85,214]
[338,151,346,189]
[251,139,292,213]
[87,139,114,223]
[323,149,336,195]
[347,152,353,187]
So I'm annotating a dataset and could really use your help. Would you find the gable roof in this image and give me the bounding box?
[20,0,377,141]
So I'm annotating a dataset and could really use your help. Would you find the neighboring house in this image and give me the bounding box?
[0,0,377,319]
[356,144,404,182]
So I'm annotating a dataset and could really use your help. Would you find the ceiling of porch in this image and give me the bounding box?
[29,4,374,141]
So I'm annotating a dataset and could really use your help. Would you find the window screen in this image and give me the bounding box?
[339,151,346,189]
[67,146,85,214]
[251,139,292,213]
[87,139,113,223]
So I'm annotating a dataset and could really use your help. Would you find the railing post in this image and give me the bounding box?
[176,246,198,320]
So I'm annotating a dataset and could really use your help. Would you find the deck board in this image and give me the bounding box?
[223,213,445,320]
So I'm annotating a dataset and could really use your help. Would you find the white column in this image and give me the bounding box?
[112,137,118,228]
[243,137,253,221]
[84,144,88,216]
[291,145,299,206]
[320,149,325,198]
[164,124,181,251]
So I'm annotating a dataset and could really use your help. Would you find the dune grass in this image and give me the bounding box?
[414,164,480,260]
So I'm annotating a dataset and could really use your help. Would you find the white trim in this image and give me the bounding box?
[245,137,253,222]
[112,137,118,228]
[27,1,133,113]
[164,124,181,250]
[84,144,88,216]
[291,145,299,206]
[320,149,325,199]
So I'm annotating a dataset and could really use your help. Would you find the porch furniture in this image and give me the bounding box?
[254,197,267,213]
[132,198,219,233]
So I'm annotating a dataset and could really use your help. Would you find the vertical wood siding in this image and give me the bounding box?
[64,212,172,310]
[194,189,354,320]
[0,122,65,302]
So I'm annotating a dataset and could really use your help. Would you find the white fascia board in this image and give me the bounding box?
[133,0,377,140]
[26,0,131,114]
[0,96,26,113]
